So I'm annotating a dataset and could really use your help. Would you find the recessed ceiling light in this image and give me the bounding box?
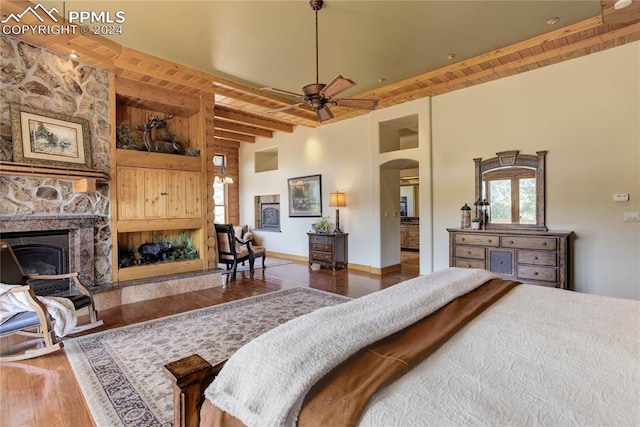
[614,0,632,9]
[69,52,79,59]
[546,17,560,25]
[447,54,456,60]
[378,77,386,83]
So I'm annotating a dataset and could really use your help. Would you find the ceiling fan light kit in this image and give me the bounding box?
[262,0,378,122]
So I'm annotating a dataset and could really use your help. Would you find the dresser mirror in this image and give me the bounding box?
[474,150,547,231]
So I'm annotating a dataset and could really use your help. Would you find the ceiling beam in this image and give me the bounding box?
[214,106,294,133]
[214,118,274,139]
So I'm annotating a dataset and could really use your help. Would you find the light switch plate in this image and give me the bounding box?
[614,194,629,202]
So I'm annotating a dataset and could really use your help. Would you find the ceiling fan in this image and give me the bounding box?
[261,0,378,122]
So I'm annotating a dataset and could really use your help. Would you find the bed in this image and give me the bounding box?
[164,268,640,427]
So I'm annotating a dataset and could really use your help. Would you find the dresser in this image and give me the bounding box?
[447,228,572,289]
[400,220,419,250]
[308,233,348,271]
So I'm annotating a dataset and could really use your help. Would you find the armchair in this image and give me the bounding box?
[215,224,266,281]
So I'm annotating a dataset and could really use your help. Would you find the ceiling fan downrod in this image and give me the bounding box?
[310,0,323,85]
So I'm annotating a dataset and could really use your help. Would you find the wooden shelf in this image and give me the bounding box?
[117,258,205,281]
[117,219,202,232]
[116,149,201,171]
[0,161,109,192]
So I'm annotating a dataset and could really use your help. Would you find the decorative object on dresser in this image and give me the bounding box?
[460,203,472,229]
[288,174,322,217]
[329,191,347,233]
[447,228,572,289]
[10,103,92,169]
[308,232,348,270]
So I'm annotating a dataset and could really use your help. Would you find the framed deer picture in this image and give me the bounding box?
[10,103,92,168]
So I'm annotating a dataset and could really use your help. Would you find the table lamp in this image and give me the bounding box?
[329,191,346,233]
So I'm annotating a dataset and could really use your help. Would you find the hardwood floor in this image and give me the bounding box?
[0,256,419,427]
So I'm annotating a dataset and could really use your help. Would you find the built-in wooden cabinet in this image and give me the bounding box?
[110,77,207,282]
[117,166,201,221]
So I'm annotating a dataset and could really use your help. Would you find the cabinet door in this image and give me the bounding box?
[117,167,146,220]
[144,169,166,218]
[165,171,201,218]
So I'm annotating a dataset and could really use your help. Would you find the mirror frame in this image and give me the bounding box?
[474,150,547,231]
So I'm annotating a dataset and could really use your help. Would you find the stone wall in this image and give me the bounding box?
[0,35,112,284]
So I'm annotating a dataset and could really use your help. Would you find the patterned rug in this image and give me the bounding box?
[65,288,350,426]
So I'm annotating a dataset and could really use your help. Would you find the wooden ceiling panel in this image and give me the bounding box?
[1,1,638,140]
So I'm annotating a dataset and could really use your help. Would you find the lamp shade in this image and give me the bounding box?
[329,191,346,207]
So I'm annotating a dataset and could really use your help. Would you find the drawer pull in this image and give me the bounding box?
[534,256,539,260]
[509,240,514,244]
[534,272,539,276]
[467,251,472,255]
[488,239,492,243]
[461,238,466,242]
[543,242,547,246]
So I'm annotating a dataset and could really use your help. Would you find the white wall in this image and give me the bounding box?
[240,41,639,299]
[432,41,639,299]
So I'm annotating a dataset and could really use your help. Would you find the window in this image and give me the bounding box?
[213,154,229,223]
[484,168,535,224]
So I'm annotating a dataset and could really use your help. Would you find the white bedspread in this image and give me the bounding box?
[360,284,640,426]
[205,267,499,427]
[0,283,77,337]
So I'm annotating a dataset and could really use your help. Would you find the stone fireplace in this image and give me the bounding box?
[0,215,96,285]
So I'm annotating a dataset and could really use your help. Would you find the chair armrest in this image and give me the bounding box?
[234,237,254,254]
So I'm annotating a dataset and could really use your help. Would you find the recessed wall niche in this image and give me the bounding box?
[254,195,280,231]
[255,147,279,172]
[379,114,419,153]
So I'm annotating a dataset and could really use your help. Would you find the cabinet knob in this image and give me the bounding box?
[461,238,465,242]
[488,239,492,243]
[467,251,472,255]
[534,256,539,260]
[543,242,547,246]
[534,272,539,276]
[509,241,514,244]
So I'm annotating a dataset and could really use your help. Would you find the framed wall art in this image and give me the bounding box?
[288,174,322,217]
[10,103,92,168]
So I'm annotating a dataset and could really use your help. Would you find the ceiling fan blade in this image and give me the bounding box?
[320,75,357,98]
[317,106,334,122]
[261,87,305,99]
[266,103,304,114]
[334,98,379,110]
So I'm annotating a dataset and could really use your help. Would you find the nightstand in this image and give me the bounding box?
[308,233,348,271]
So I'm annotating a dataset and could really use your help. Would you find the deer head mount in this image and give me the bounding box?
[136,114,185,154]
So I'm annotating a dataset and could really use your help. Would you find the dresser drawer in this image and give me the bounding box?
[310,243,332,252]
[311,252,333,263]
[517,250,556,266]
[455,246,485,260]
[455,233,499,247]
[309,234,333,244]
[454,258,486,269]
[502,236,556,250]
[517,265,557,282]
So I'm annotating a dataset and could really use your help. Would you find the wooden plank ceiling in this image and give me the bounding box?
[2,0,639,145]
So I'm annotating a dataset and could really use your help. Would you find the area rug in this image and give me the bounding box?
[65,288,350,427]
